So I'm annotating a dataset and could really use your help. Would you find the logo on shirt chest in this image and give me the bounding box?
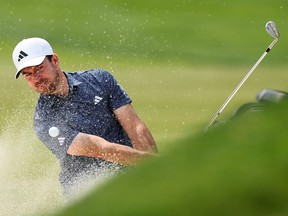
[58,137,65,146]
[94,96,103,105]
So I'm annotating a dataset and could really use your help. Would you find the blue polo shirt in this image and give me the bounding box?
[34,68,133,195]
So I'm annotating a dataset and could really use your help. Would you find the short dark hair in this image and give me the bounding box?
[46,55,53,61]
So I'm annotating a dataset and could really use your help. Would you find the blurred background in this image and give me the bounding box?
[0,0,287,215]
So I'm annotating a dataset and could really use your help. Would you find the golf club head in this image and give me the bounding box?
[265,21,280,39]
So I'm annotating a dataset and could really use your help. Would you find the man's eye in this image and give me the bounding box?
[22,72,31,77]
[37,65,44,71]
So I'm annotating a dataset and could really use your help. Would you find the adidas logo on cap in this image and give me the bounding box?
[18,50,28,62]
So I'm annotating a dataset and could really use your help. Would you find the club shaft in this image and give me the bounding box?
[205,39,278,131]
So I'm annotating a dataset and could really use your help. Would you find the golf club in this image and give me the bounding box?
[204,21,280,132]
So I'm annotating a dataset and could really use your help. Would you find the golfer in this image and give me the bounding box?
[12,37,158,197]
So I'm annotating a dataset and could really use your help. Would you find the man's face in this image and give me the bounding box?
[20,56,60,95]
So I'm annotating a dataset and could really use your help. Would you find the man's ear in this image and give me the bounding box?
[52,54,59,66]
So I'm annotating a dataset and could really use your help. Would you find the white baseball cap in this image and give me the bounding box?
[12,37,54,79]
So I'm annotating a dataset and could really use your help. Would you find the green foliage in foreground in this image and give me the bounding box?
[53,101,288,216]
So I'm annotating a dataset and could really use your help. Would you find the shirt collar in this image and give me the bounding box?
[64,72,82,92]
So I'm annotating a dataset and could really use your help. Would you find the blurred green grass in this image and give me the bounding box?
[1,0,288,65]
[54,101,288,216]
[0,0,288,215]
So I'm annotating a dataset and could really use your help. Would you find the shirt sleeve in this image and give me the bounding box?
[101,70,132,110]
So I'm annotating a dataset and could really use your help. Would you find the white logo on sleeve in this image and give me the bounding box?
[94,96,103,105]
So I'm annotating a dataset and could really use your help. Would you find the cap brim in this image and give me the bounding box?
[15,56,46,79]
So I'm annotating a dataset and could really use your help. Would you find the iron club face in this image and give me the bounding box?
[265,21,280,39]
